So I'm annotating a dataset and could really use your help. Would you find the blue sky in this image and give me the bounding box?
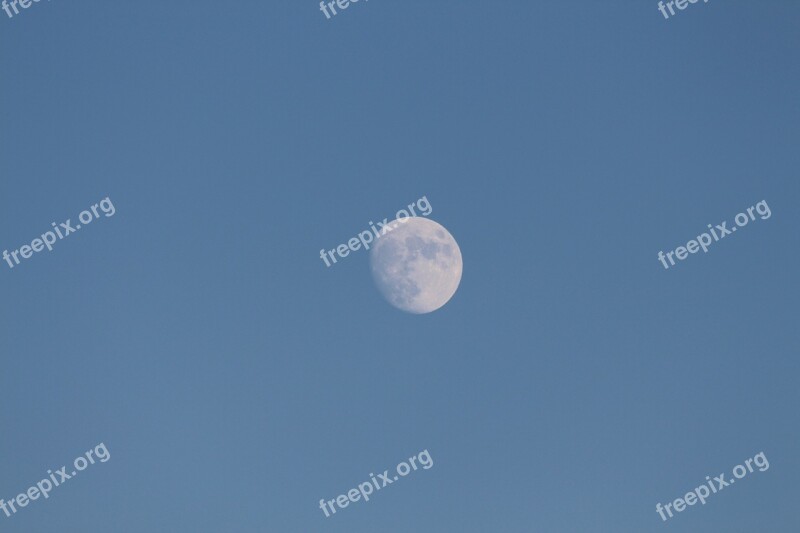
[1,1,798,531]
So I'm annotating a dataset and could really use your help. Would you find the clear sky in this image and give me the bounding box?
[1,1,798,532]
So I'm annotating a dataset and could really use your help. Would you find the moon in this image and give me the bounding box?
[369,217,463,314]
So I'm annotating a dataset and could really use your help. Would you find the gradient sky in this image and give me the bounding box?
[1,1,798,532]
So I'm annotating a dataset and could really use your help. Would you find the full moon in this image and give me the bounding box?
[369,217,463,314]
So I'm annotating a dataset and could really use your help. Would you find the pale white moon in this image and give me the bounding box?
[369,217,463,314]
